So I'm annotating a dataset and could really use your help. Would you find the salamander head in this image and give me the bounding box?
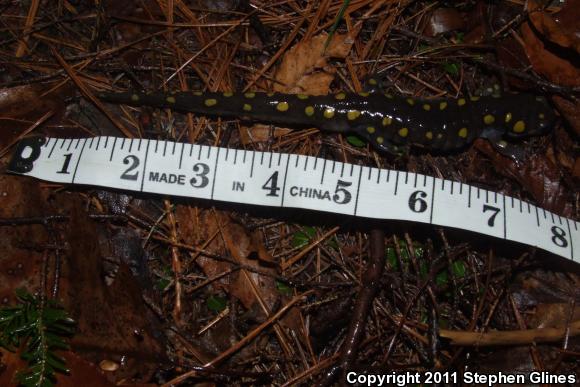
[501,94,555,139]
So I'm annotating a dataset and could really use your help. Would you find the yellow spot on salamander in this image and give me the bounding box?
[398,127,409,137]
[458,98,466,106]
[204,98,217,107]
[335,92,346,100]
[131,94,140,102]
[384,93,393,99]
[376,136,384,144]
[505,112,512,123]
[470,96,480,102]
[539,113,545,119]
[513,120,526,133]
[277,102,289,112]
[483,114,495,125]
[367,126,375,134]
[267,92,274,97]
[223,92,233,97]
[304,106,315,116]
[368,78,378,85]
[382,116,392,126]
[439,101,447,110]
[297,94,309,100]
[244,92,255,98]
[323,108,335,119]
[423,104,431,111]
[458,127,468,138]
[358,92,370,97]
[406,98,415,106]
[243,104,252,112]
[166,96,176,104]
[425,131,433,140]
[193,91,203,96]
[347,110,361,120]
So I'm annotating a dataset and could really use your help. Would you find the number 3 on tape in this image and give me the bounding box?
[7,136,580,264]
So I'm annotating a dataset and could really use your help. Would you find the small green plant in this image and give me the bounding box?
[291,226,317,248]
[275,280,293,296]
[346,135,366,148]
[324,0,351,50]
[0,288,75,387]
[443,62,460,76]
[206,295,227,312]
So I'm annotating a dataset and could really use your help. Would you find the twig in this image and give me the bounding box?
[318,228,386,386]
[162,292,311,386]
[440,320,580,346]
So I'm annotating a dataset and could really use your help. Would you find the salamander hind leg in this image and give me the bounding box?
[479,126,526,163]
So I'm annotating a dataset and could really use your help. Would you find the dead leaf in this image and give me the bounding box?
[239,125,292,146]
[175,209,278,313]
[0,350,115,387]
[521,22,580,87]
[527,303,580,329]
[273,33,354,95]
[474,140,572,216]
[424,8,465,37]
[552,95,580,136]
[0,174,47,305]
[49,195,165,383]
[527,0,580,53]
[0,85,66,148]
[520,17,580,135]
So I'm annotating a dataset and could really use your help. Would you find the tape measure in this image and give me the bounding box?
[8,136,579,263]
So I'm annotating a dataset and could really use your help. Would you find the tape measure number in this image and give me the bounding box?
[8,136,579,263]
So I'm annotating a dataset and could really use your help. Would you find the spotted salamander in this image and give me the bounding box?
[97,90,555,153]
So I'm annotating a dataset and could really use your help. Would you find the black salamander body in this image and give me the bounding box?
[98,90,555,153]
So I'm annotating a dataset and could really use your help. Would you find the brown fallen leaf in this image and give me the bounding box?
[242,33,353,145]
[175,209,278,313]
[0,349,115,387]
[552,95,580,137]
[239,125,292,146]
[474,140,572,216]
[520,9,580,135]
[521,22,580,87]
[423,8,465,37]
[273,33,354,95]
[0,174,48,304]
[527,0,580,53]
[217,213,278,311]
[527,303,580,329]
[0,84,66,148]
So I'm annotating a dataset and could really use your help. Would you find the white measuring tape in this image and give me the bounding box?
[8,136,579,263]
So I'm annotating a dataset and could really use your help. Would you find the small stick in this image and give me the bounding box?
[318,228,386,386]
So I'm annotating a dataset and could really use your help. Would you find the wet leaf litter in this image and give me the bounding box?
[0,0,579,386]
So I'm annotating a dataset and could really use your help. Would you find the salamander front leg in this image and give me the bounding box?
[362,74,393,94]
[367,136,408,155]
